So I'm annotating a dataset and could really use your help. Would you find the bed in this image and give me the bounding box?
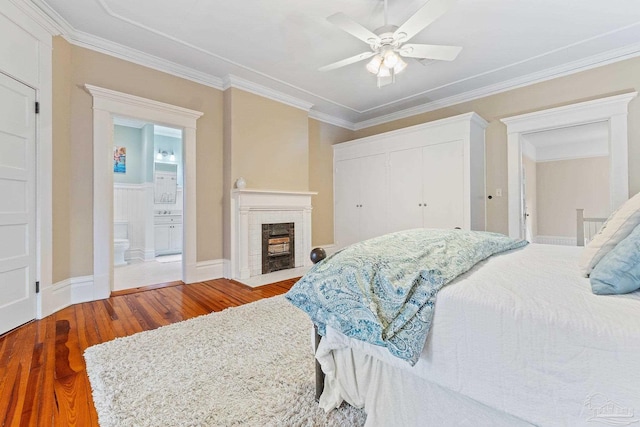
[286,198,640,427]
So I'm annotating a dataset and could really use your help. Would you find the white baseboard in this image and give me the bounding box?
[125,247,156,262]
[194,259,225,282]
[71,275,95,303]
[38,275,95,319]
[143,248,156,261]
[534,235,577,246]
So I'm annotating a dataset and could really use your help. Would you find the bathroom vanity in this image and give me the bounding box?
[154,211,182,256]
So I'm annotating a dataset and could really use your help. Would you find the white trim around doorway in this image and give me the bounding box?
[501,92,637,239]
[85,85,203,299]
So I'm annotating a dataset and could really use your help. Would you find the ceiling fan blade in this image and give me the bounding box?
[399,43,462,61]
[327,12,381,45]
[394,0,457,43]
[319,51,376,72]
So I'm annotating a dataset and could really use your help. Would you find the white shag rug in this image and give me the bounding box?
[84,296,366,427]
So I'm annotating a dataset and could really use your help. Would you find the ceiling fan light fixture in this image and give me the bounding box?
[393,57,408,75]
[377,65,391,78]
[366,55,383,74]
[382,49,399,68]
[320,0,460,88]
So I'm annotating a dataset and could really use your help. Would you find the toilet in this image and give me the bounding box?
[114,221,130,266]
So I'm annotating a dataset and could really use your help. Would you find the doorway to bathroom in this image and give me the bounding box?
[112,117,184,291]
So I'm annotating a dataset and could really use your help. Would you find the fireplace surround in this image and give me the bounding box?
[230,189,316,280]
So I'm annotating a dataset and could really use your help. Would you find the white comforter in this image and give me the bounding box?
[317,244,640,426]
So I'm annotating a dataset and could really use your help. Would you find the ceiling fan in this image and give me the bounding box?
[319,0,461,87]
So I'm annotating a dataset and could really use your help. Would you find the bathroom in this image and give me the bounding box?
[112,118,184,291]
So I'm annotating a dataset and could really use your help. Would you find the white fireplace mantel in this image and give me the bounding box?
[230,189,317,280]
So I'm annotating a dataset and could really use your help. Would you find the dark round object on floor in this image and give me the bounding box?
[310,247,327,264]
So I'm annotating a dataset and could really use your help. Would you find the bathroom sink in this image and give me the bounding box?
[155,210,182,216]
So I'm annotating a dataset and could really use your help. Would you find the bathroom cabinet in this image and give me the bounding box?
[154,214,182,255]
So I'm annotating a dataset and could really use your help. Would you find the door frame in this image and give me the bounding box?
[0,1,54,319]
[0,72,37,333]
[85,85,203,299]
[501,92,637,239]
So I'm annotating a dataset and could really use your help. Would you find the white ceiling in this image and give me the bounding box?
[34,0,640,128]
[521,121,610,162]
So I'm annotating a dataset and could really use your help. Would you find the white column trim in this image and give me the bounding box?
[86,85,203,298]
[501,92,637,239]
[238,207,251,280]
[302,206,313,267]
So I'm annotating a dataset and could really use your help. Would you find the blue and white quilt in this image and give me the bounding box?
[286,228,528,365]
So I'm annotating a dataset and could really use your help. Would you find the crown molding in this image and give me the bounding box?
[222,75,314,112]
[353,41,640,130]
[72,30,225,90]
[30,0,640,133]
[9,0,62,37]
[308,110,356,131]
[95,0,359,115]
[30,0,225,90]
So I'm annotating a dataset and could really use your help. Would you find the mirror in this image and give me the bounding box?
[154,163,178,203]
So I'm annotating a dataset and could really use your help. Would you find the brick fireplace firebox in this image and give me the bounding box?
[262,222,295,274]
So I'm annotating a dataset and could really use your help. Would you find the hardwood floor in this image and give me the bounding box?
[0,278,297,426]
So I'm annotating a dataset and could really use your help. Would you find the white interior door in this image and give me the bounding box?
[359,153,388,241]
[0,73,37,335]
[334,158,361,248]
[423,141,464,229]
[389,147,423,231]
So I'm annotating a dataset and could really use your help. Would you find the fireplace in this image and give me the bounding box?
[230,189,316,280]
[262,223,295,274]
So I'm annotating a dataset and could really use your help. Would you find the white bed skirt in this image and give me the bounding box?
[314,245,640,426]
[319,345,532,427]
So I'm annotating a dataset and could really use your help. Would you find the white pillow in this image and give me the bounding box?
[579,191,640,277]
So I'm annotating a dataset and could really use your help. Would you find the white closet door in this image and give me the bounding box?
[334,158,361,248]
[0,73,36,335]
[388,147,423,232]
[359,153,388,241]
[423,141,464,229]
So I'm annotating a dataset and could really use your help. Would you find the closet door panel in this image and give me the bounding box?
[359,153,388,241]
[334,158,361,248]
[388,147,423,231]
[423,141,465,229]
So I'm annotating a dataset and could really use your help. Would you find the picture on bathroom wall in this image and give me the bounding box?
[113,146,126,174]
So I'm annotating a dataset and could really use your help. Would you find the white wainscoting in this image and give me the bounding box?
[114,183,153,261]
[114,183,185,261]
[534,235,577,246]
